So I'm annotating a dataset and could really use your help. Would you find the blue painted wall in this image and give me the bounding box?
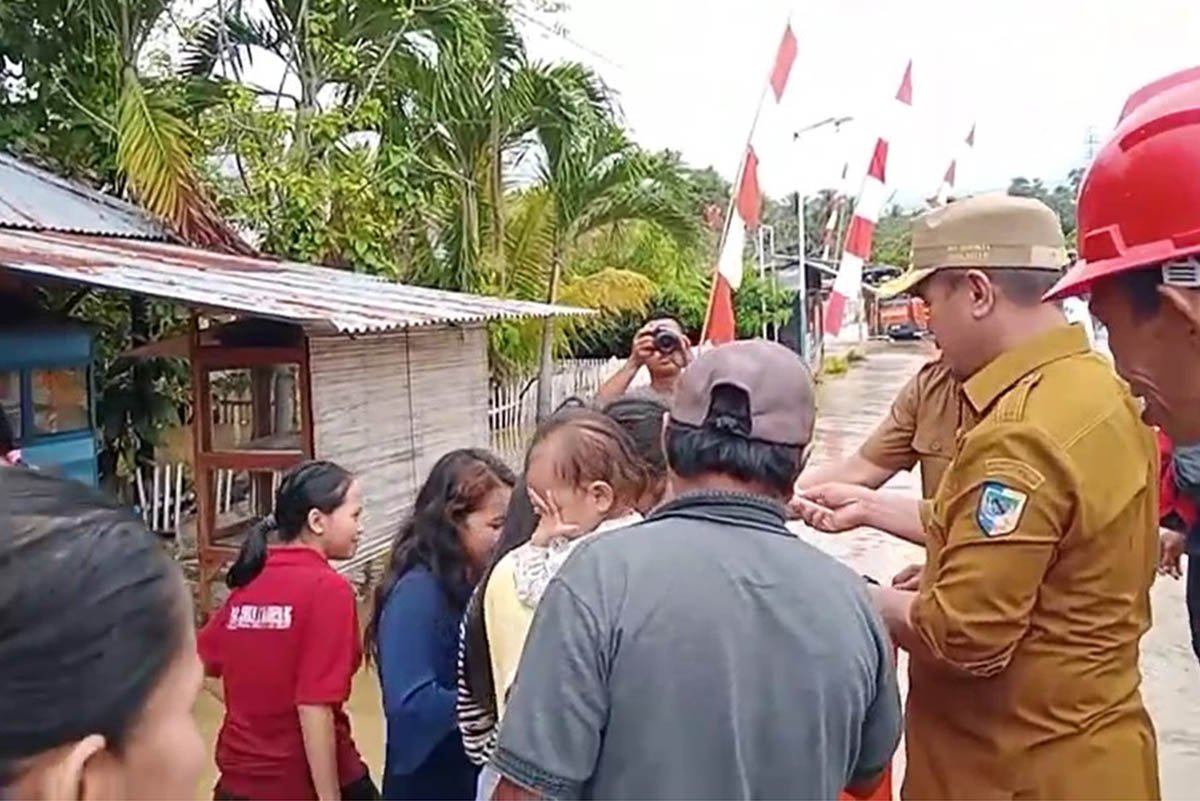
[0,323,98,487]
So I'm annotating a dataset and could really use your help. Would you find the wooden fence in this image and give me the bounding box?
[141,358,623,540]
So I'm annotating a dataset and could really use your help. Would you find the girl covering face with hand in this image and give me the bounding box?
[481,408,652,724]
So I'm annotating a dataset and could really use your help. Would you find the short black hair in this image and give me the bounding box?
[664,424,804,497]
[0,469,187,785]
[1116,267,1164,319]
[941,267,1062,307]
[988,268,1063,306]
[663,385,804,497]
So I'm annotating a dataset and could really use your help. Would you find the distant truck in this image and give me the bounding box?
[877,295,928,340]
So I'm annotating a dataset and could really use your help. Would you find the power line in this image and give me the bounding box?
[512,8,627,74]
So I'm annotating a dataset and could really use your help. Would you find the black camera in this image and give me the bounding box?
[651,327,681,354]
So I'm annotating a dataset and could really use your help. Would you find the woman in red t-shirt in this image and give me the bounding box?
[199,461,376,801]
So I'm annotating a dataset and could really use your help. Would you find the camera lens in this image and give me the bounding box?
[652,329,679,353]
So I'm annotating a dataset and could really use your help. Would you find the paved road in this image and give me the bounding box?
[795,342,1200,799]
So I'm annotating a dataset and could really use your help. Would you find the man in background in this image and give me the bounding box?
[594,317,690,405]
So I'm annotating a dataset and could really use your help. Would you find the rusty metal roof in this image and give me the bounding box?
[0,230,589,332]
[0,153,171,240]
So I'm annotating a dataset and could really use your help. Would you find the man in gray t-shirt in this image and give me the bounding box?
[492,340,902,800]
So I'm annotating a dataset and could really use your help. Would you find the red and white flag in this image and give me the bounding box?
[932,123,975,206]
[825,60,913,336]
[820,162,850,259]
[702,24,798,346]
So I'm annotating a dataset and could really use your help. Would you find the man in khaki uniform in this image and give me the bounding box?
[795,354,963,501]
[807,195,1161,800]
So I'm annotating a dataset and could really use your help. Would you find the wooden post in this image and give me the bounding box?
[189,314,215,619]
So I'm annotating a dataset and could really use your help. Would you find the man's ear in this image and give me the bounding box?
[965,269,997,319]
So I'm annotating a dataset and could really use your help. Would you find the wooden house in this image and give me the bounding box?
[0,154,585,611]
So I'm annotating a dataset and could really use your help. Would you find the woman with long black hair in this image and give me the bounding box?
[367,448,515,800]
[0,468,205,800]
[198,460,375,801]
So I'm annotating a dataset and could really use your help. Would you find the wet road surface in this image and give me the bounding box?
[193,341,1200,798]
[795,341,1200,799]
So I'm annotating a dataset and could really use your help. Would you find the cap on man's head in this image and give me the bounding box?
[669,339,815,447]
[876,193,1068,298]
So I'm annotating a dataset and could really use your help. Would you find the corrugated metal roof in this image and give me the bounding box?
[0,230,590,332]
[0,153,171,240]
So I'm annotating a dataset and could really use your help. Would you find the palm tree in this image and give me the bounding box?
[530,119,702,418]
[377,4,610,296]
[60,0,252,253]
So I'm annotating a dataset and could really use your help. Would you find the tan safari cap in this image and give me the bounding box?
[875,194,1068,298]
[670,339,815,447]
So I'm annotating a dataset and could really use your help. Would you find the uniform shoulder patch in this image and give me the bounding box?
[976,481,1029,537]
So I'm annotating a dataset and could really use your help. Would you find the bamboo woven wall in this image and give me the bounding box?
[308,324,490,576]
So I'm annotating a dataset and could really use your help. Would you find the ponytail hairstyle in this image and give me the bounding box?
[365,449,515,663]
[225,460,356,589]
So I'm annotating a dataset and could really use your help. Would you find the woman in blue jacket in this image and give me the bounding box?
[365,449,515,800]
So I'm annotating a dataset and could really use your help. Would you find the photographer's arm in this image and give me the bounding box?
[595,359,641,405]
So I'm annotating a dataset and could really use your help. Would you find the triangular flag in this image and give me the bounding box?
[717,214,747,291]
[735,147,761,229]
[769,25,798,102]
[703,273,738,345]
[895,60,913,105]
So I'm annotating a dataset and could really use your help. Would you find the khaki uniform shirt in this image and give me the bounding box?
[904,325,1160,801]
[858,358,965,498]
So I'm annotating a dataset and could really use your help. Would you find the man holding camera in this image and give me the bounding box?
[595,318,691,406]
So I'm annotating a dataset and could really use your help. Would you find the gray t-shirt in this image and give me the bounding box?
[621,383,674,405]
[492,492,902,800]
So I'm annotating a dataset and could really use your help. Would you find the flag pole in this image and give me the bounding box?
[701,15,793,344]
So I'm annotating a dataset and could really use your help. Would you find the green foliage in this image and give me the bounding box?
[1007,168,1083,246]
[733,270,793,340]
[822,354,849,375]
[871,206,917,267]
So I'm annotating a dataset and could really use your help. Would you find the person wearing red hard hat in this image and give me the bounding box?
[1045,66,1200,446]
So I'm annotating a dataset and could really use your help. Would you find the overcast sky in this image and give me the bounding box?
[519,0,1200,205]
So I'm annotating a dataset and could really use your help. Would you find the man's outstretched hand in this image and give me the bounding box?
[789,483,877,533]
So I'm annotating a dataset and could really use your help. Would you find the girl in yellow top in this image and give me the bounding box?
[484,407,654,717]
[456,399,670,800]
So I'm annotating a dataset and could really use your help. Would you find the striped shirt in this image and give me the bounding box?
[455,591,497,766]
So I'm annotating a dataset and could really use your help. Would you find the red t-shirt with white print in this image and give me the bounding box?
[198,546,367,800]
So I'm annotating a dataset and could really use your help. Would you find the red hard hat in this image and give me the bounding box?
[1046,66,1200,300]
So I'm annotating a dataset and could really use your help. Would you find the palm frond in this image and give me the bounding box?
[558,268,655,314]
[116,71,254,255]
[180,12,277,78]
[502,187,555,299]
